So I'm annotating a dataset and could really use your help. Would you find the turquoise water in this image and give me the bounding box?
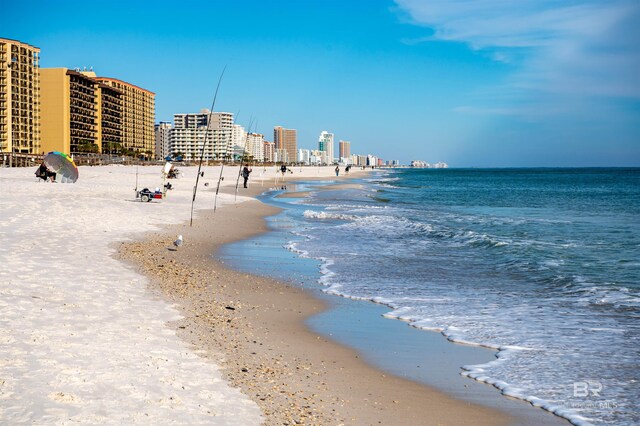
[225,168,640,426]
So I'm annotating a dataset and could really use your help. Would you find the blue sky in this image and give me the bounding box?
[4,0,639,166]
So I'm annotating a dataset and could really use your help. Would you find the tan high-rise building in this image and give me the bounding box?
[41,69,126,155]
[339,140,350,159]
[94,77,155,155]
[274,126,296,164]
[0,38,40,154]
[96,81,123,154]
[263,141,275,162]
[40,68,98,155]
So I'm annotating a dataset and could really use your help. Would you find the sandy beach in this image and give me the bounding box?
[1,163,549,425]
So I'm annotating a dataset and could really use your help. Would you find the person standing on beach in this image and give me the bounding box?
[242,165,252,188]
[335,165,340,176]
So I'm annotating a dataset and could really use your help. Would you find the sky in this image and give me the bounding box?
[4,0,639,166]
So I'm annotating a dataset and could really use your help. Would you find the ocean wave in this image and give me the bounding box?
[461,354,595,426]
[284,241,310,258]
[382,303,596,426]
[303,210,359,221]
[332,210,577,256]
[577,286,640,309]
[283,236,613,426]
[362,176,399,184]
[325,204,390,211]
[308,270,597,425]
[321,211,512,249]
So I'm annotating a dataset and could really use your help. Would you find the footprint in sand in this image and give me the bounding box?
[49,391,81,404]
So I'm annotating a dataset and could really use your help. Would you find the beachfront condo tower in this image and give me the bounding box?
[318,131,334,165]
[264,140,275,162]
[41,68,154,156]
[95,80,123,155]
[169,110,233,161]
[339,140,350,161]
[245,132,265,162]
[0,38,40,155]
[231,123,247,152]
[94,76,155,156]
[40,68,99,155]
[155,122,172,160]
[274,126,297,164]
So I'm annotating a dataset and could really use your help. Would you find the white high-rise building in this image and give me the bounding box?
[310,149,325,165]
[155,122,172,160]
[275,149,289,163]
[318,131,334,164]
[232,124,246,149]
[169,109,233,161]
[245,132,265,162]
[298,148,310,165]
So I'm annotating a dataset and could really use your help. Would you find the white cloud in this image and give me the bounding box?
[395,0,640,99]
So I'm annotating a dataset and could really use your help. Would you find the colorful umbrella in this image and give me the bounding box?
[43,151,79,183]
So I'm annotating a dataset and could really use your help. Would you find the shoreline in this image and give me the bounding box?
[0,165,570,424]
[229,182,570,426]
[2,165,626,424]
[118,181,514,425]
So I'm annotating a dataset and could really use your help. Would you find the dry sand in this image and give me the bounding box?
[119,181,513,425]
[0,165,263,424]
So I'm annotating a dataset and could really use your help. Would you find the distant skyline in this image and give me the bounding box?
[4,0,639,166]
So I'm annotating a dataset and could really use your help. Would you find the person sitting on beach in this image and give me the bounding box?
[35,162,56,182]
[35,162,47,181]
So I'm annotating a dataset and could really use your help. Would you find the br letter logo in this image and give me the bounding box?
[574,381,602,397]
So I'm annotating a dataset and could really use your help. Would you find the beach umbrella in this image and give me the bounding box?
[43,151,79,183]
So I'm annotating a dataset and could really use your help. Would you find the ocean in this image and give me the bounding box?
[221,168,639,426]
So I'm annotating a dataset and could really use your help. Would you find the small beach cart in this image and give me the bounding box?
[136,188,164,202]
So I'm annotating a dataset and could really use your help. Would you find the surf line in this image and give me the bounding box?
[190,66,226,226]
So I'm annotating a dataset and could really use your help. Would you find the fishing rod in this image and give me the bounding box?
[213,110,240,213]
[234,118,256,202]
[190,66,226,226]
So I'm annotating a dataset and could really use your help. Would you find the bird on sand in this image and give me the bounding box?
[173,235,183,249]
